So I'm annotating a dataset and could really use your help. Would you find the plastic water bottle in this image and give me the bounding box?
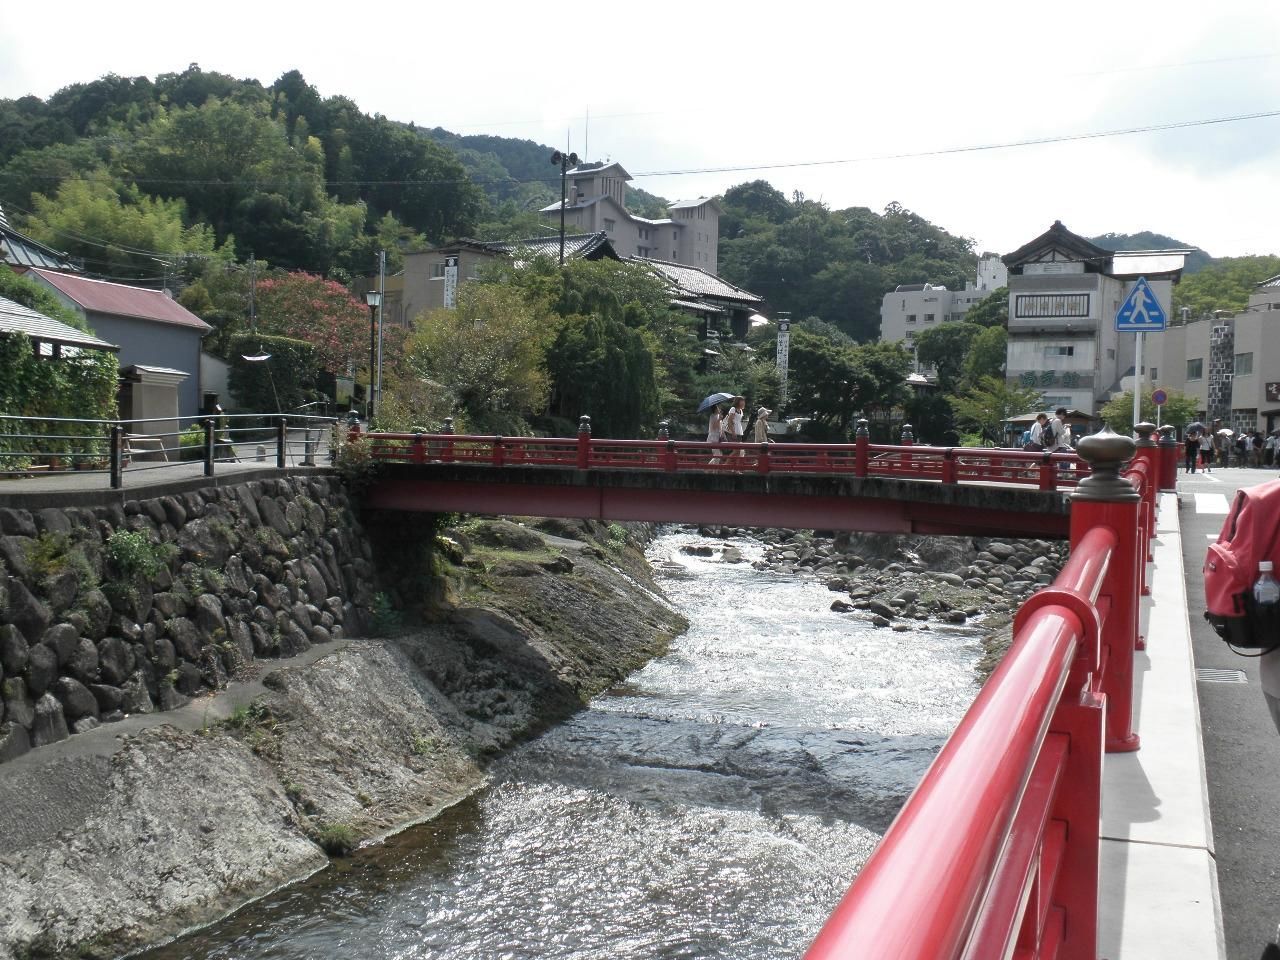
[1256,561,1280,607]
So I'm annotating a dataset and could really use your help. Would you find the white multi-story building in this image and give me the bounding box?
[1001,221,1187,416]
[879,253,1008,368]
[540,162,720,272]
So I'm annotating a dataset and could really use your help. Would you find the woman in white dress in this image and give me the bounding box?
[707,404,726,463]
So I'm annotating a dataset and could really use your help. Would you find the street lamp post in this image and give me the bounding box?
[549,149,580,266]
[364,289,381,422]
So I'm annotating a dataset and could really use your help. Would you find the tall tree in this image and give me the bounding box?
[950,376,1043,445]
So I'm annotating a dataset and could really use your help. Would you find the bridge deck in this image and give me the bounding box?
[368,462,1074,539]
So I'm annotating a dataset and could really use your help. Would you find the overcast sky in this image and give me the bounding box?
[2,0,1278,259]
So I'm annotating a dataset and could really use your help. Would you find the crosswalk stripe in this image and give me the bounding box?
[1194,492,1231,515]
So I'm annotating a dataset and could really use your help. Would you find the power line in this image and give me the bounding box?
[632,108,1280,178]
[4,106,1275,192]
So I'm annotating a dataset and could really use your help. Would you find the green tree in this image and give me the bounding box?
[1171,256,1280,319]
[962,325,1008,384]
[962,287,1008,328]
[406,283,552,433]
[915,323,981,391]
[1098,388,1199,437]
[24,178,228,279]
[950,376,1044,445]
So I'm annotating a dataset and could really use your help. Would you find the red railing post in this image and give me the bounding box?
[493,436,505,467]
[1038,451,1057,491]
[756,442,770,475]
[899,423,913,474]
[577,414,591,470]
[1157,424,1179,491]
[658,422,677,471]
[854,418,869,477]
[440,417,454,463]
[412,430,426,464]
[1071,425,1142,753]
[941,448,956,485]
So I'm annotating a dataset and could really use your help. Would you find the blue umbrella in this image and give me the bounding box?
[697,392,736,413]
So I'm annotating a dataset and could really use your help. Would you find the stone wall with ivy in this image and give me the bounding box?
[0,476,375,762]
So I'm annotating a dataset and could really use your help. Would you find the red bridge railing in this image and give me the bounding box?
[350,416,1092,492]
[805,424,1163,960]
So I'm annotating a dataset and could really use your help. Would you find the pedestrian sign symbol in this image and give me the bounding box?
[1116,277,1166,332]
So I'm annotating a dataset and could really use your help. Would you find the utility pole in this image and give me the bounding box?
[375,250,386,418]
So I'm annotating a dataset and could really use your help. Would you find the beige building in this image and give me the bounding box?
[1001,222,1186,416]
[879,253,1008,370]
[540,162,721,272]
[1147,274,1280,435]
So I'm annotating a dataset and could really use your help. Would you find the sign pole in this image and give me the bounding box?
[1133,331,1143,432]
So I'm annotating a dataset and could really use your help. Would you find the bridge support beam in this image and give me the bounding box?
[1071,426,1141,753]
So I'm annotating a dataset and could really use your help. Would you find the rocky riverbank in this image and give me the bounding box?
[0,514,685,960]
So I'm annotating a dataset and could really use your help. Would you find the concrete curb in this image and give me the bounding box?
[1097,492,1226,959]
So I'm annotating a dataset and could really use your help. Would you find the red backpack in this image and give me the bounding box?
[1204,478,1280,651]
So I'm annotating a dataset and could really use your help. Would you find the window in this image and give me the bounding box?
[1107,348,1115,360]
[924,313,935,322]
[639,228,649,240]
[1235,352,1254,376]
[906,314,917,324]
[1187,358,1203,381]
[673,250,678,258]
[1151,367,1158,381]
[1044,345,1075,358]
[638,246,650,257]
[430,261,448,278]
[603,218,616,232]
[1014,293,1090,318]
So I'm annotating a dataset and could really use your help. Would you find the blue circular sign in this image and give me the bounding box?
[1152,389,1168,406]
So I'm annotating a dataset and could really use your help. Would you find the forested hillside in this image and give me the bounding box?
[3,64,1265,343]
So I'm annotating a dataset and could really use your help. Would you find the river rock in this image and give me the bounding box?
[867,600,897,620]
[97,637,135,686]
[2,677,35,728]
[30,692,69,747]
[0,624,29,675]
[52,676,98,722]
[7,578,52,642]
[194,594,227,638]
[66,638,99,684]
[167,618,201,662]
[24,642,58,696]
[89,682,125,714]
[871,615,892,628]
[0,534,33,579]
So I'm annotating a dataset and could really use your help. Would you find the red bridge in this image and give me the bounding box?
[355,418,1180,960]
[356,417,1120,540]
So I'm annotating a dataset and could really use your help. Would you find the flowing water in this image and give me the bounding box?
[138,530,984,959]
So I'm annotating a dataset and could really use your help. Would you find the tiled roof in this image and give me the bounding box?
[27,268,211,332]
[0,205,79,272]
[1259,274,1280,289]
[631,257,763,305]
[483,232,618,260]
[0,294,118,351]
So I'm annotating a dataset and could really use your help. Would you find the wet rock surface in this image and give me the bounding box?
[0,514,683,960]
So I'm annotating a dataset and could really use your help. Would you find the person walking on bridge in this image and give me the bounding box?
[725,396,747,458]
[707,403,727,464]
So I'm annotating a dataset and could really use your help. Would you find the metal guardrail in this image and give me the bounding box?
[0,413,339,489]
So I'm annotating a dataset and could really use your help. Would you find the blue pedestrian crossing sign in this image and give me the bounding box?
[1115,277,1166,332]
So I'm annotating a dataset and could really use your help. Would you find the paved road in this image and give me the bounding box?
[1179,465,1280,960]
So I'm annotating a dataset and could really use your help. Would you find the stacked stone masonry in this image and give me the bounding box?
[0,477,373,763]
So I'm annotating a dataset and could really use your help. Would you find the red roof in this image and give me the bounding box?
[28,268,211,332]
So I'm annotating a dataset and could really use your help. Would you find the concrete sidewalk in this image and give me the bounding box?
[1097,491,1226,959]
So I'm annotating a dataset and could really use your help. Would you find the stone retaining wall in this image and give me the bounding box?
[0,476,373,762]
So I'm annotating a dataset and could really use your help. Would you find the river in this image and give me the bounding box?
[137,529,984,959]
